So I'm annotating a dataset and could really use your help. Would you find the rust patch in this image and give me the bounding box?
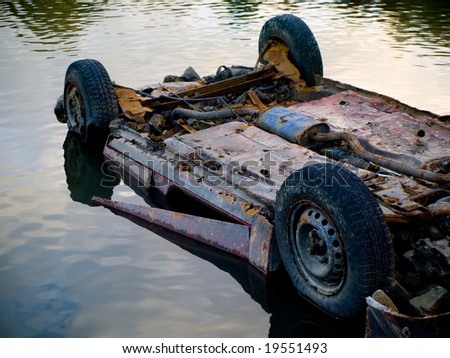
[172,211,182,219]
[114,85,153,121]
[262,241,268,253]
[221,192,236,205]
[247,89,268,111]
[177,120,197,134]
[262,40,306,93]
[241,203,259,218]
[381,196,400,205]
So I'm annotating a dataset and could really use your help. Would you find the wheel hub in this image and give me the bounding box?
[289,202,346,295]
[65,83,86,138]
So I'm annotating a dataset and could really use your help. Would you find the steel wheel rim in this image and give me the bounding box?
[65,82,86,138]
[288,201,346,295]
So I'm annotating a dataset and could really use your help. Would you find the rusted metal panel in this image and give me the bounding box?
[249,213,280,273]
[107,134,269,219]
[114,85,153,122]
[92,196,251,259]
[372,177,423,213]
[312,131,449,183]
[164,121,351,203]
[289,90,450,166]
[365,297,450,338]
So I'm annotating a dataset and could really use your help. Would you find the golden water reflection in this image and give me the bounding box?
[1,1,449,61]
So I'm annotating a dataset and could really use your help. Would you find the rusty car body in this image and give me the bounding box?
[55,15,450,336]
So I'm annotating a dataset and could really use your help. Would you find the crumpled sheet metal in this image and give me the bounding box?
[114,85,153,122]
[373,177,423,214]
[365,296,450,338]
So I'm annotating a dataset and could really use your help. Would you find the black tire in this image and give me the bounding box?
[275,163,394,318]
[54,95,66,123]
[258,14,323,87]
[64,59,119,145]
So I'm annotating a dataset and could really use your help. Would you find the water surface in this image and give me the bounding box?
[0,0,449,337]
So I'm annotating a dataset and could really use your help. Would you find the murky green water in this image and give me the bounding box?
[0,0,449,337]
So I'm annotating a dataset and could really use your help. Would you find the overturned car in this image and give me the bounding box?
[55,15,450,336]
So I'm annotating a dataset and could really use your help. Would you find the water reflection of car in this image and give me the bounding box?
[55,15,450,336]
[63,132,119,206]
[121,210,364,338]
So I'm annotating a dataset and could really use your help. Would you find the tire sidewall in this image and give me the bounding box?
[64,59,118,144]
[275,163,391,317]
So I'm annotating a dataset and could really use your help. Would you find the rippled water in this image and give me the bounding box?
[0,0,449,338]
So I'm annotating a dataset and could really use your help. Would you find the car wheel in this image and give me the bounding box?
[64,59,119,145]
[275,163,394,318]
[259,14,323,87]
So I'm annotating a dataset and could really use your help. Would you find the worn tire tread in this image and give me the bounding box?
[64,59,118,143]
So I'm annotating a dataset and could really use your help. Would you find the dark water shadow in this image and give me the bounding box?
[113,212,365,338]
[220,0,263,18]
[63,132,120,206]
[0,0,109,52]
[335,0,450,56]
